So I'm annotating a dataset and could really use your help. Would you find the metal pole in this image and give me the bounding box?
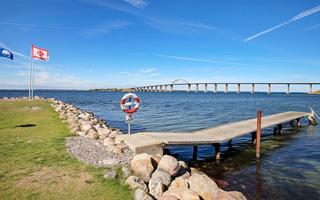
[256,110,262,159]
[29,45,32,101]
[31,60,35,99]
[128,122,131,135]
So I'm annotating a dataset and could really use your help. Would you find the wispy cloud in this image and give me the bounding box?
[123,0,148,9]
[304,24,320,31]
[155,54,256,67]
[119,67,162,79]
[146,18,220,34]
[244,4,320,42]
[78,21,130,38]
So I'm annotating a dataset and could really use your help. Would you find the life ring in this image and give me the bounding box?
[120,93,140,114]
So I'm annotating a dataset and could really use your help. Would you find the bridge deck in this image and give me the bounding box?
[117,111,310,154]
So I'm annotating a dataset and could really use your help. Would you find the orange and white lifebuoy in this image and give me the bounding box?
[120,93,141,114]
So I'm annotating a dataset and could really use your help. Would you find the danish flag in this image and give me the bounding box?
[32,45,49,61]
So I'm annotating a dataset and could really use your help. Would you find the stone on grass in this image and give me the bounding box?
[104,171,117,179]
[158,155,180,176]
[125,176,148,192]
[134,188,154,200]
[163,189,200,200]
[168,177,189,191]
[122,166,131,178]
[131,153,155,182]
[102,158,119,168]
[148,178,164,199]
[188,173,219,200]
[151,169,172,187]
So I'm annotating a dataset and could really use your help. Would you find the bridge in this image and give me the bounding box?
[130,81,320,94]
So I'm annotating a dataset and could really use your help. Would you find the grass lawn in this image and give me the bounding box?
[0,100,133,200]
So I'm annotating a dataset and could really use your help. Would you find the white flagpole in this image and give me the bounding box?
[29,45,32,100]
[31,59,35,99]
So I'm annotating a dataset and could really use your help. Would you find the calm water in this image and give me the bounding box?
[1,90,320,200]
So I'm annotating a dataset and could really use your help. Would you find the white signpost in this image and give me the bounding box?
[120,93,140,134]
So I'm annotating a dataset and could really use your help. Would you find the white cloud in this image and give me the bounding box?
[123,0,148,9]
[244,4,320,42]
[155,54,256,67]
[146,18,220,35]
[78,21,130,38]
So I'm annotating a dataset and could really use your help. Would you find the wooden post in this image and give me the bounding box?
[214,143,221,160]
[214,84,218,93]
[193,145,198,160]
[204,83,208,93]
[256,110,261,159]
[188,84,191,93]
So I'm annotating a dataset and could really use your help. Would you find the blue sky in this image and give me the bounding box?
[0,0,320,90]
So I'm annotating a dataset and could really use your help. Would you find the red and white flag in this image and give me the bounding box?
[32,45,49,61]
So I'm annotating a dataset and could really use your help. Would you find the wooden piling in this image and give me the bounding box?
[193,145,198,160]
[256,110,262,159]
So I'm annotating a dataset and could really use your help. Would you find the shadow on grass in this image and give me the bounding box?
[15,124,36,128]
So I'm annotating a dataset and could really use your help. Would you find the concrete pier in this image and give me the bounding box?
[225,84,228,93]
[268,84,271,94]
[204,83,208,93]
[118,111,315,157]
[196,84,199,93]
[251,84,255,93]
[287,84,290,94]
[188,84,191,93]
[237,84,240,94]
[214,84,218,93]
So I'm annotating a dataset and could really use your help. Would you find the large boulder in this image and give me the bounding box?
[103,137,115,147]
[151,169,172,187]
[162,189,200,200]
[168,177,189,191]
[125,176,148,192]
[131,153,155,182]
[86,128,99,140]
[158,155,180,176]
[97,127,111,137]
[134,188,154,200]
[148,178,164,199]
[188,173,219,200]
[80,121,92,132]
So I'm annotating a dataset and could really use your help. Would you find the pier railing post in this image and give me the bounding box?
[256,110,262,159]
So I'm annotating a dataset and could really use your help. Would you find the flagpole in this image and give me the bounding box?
[29,45,32,101]
[31,59,35,99]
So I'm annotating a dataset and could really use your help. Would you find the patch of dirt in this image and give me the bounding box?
[16,167,93,192]
[21,106,42,111]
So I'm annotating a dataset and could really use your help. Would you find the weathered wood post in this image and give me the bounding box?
[165,85,168,92]
[196,84,199,93]
[225,84,228,93]
[256,110,262,159]
[187,84,191,93]
[268,83,271,94]
[214,83,218,93]
[251,83,255,93]
[193,145,198,160]
[204,83,208,93]
[170,84,173,92]
[309,83,313,94]
[237,84,240,93]
[286,84,290,94]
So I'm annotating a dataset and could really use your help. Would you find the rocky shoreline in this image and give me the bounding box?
[1,96,247,200]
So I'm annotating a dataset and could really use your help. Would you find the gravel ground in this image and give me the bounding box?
[65,136,133,168]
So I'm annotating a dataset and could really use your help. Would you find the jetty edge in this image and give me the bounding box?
[46,96,247,200]
[0,97,132,200]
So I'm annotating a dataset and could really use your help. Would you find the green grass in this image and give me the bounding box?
[0,100,133,200]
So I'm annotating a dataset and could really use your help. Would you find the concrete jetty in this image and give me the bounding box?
[117,111,317,159]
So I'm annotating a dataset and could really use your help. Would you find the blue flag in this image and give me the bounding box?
[0,48,14,60]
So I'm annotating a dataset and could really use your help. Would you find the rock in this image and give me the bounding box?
[103,137,115,147]
[80,121,92,132]
[125,176,148,192]
[102,158,119,168]
[228,191,247,200]
[168,177,188,191]
[148,178,164,199]
[97,127,111,137]
[188,173,218,200]
[150,154,161,168]
[158,155,180,176]
[122,166,131,178]
[158,196,178,200]
[131,153,155,182]
[178,160,188,170]
[109,130,119,139]
[77,131,86,136]
[112,146,123,154]
[134,188,154,200]
[86,128,99,139]
[151,169,172,187]
[104,171,117,179]
[163,189,200,200]
[176,161,190,179]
